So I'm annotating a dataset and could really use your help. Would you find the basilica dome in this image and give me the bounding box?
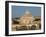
[19,11,34,25]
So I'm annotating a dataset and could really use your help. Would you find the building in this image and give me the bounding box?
[12,11,41,31]
[19,11,34,25]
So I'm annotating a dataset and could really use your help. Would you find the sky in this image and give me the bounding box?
[12,6,41,18]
